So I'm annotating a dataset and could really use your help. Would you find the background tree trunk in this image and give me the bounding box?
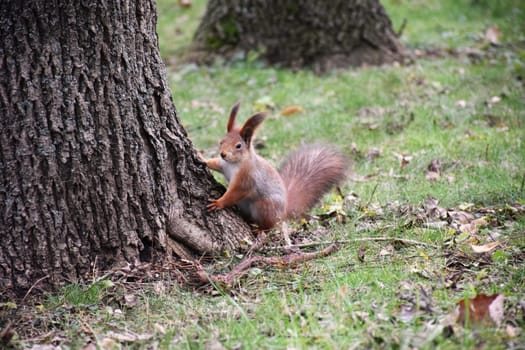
[191,0,407,71]
[0,0,251,295]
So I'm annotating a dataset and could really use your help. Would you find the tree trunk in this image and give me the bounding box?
[0,0,251,295]
[191,0,407,72]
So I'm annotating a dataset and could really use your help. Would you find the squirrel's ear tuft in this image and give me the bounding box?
[227,101,241,132]
[240,112,266,146]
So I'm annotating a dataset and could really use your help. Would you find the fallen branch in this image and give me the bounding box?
[194,244,339,287]
[21,274,49,303]
[265,237,438,251]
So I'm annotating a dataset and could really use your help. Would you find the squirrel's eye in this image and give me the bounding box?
[235,143,242,149]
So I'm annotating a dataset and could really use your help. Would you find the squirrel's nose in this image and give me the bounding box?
[220,152,226,159]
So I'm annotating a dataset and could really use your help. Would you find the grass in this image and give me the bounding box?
[4,0,525,349]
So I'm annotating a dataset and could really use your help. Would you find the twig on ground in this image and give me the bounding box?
[21,275,49,303]
[265,237,438,251]
[246,230,269,256]
[195,244,339,287]
[0,321,15,346]
[78,318,100,347]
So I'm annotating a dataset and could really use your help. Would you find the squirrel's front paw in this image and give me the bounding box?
[207,198,223,211]
[197,151,207,163]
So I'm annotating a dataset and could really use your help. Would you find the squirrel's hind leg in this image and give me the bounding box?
[280,221,292,247]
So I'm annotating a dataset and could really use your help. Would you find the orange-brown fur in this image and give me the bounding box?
[202,102,348,230]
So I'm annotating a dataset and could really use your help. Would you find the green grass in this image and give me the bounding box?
[385,0,525,48]
[6,0,525,348]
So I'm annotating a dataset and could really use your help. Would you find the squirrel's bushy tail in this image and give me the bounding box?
[279,144,348,220]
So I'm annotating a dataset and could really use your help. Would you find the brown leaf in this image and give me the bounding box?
[484,25,501,45]
[471,241,500,254]
[101,338,118,349]
[425,196,447,219]
[83,343,97,350]
[448,210,475,225]
[470,217,488,227]
[455,100,467,108]
[394,152,412,169]
[399,304,416,323]
[206,337,227,350]
[505,324,522,338]
[105,331,154,342]
[280,105,305,116]
[124,294,138,307]
[488,96,501,106]
[425,171,440,181]
[349,142,360,154]
[366,147,382,160]
[425,159,441,180]
[427,159,441,173]
[457,294,504,326]
[380,244,394,256]
[358,245,366,262]
[178,0,192,7]
[459,223,478,235]
[425,159,441,181]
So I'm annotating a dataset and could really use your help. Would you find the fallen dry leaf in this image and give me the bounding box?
[206,337,227,350]
[399,304,416,323]
[427,159,441,173]
[471,241,500,254]
[487,95,501,107]
[457,293,504,326]
[411,312,457,347]
[253,96,275,111]
[470,217,488,227]
[101,338,118,349]
[505,324,522,338]
[490,96,501,104]
[459,223,478,235]
[124,293,138,307]
[425,159,441,181]
[455,100,467,108]
[425,196,447,220]
[426,171,440,181]
[154,323,167,334]
[380,244,394,256]
[366,147,382,160]
[83,343,97,350]
[358,245,366,262]
[448,210,475,225]
[153,280,166,294]
[394,152,412,169]
[349,142,360,154]
[484,25,501,45]
[483,113,506,128]
[105,331,154,342]
[280,105,305,116]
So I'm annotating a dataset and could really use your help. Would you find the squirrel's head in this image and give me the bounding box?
[218,101,266,163]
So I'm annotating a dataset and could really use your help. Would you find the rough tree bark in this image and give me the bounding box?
[190,0,407,71]
[0,0,251,295]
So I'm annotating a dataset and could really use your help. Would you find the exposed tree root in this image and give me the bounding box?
[189,244,339,288]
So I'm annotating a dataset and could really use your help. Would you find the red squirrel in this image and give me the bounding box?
[202,102,348,230]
